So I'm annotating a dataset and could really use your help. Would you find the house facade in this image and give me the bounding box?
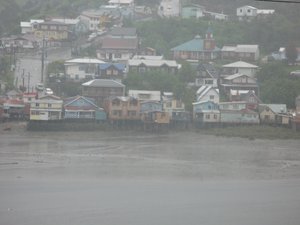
[222,61,258,78]
[158,0,181,18]
[82,79,125,107]
[34,21,70,41]
[64,58,105,81]
[171,28,220,61]
[64,96,106,120]
[98,63,126,81]
[193,100,220,124]
[30,95,63,121]
[128,90,161,102]
[195,63,219,88]
[162,93,185,118]
[196,86,220,104]
[220,73,258,101]
[220,109,260,124]
[128,59,180,74]
[259,104,287,124]
[104,96,140,121]
[237,5,274,21]
[221,45,260,61]
[181,4,205,19]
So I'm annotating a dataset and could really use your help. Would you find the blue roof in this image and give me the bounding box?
[99,63,126,71]
[171,36,220,52]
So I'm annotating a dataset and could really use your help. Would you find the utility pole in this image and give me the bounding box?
[22,69,25,88]
[41,37,46,83]
[27,72,31,93]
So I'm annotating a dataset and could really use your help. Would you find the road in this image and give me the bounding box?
[14,47,71,91]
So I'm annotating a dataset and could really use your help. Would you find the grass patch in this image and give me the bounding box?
[199,125,300,140]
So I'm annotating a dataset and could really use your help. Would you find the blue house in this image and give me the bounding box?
[193,100,220,124]
[98,63,126,82]
[171,28,220,61]
[64,96,106,121]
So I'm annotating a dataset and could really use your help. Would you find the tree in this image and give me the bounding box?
[285,42,298,65]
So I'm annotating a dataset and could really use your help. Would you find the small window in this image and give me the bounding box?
[205,114,210,119]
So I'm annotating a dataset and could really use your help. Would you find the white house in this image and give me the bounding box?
[158,0,181,18]
[30,95,63,121]
[237,5,274,21]
[127,59,180,74]
[221,45,260,61]
[20,19,44,34]
[64,58,105,81]
[196,86,219,104]
[128,90,161,102]
[222,61,258,78]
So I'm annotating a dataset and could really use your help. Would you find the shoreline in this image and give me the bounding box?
[1,121,300,140]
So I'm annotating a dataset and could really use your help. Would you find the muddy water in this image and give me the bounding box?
[0,131,300,225]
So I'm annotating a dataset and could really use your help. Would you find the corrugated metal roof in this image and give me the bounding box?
[222,61,258,68]
[82,79,125,88]
[65,58,105,64]
[260,104,287,114]
[128,59,179,68]
[171,36,220,52]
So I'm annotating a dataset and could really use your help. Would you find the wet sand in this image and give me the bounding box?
[0,131,300,225]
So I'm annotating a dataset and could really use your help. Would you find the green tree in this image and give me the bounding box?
[285,42,298,65]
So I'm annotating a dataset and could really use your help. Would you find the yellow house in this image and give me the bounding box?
[34,21,69,41]
[259,104,287,124]
[30,95,63,121]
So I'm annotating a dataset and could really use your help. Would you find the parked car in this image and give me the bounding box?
[35,83,44,91]
[45,88,53,95]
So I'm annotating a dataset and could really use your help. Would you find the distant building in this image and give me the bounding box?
[128,90,161,102]
[193,100,220,125]
[127,59,180,74]
[181,4,205,19]
[158,0,181,18]
[108,0,135,7]
[34,21,70,41]
[196,86,220,104]
[195,63,219,88]
[259,104,289,125]
[171,28,220,61]
[98,63,126,82]
[222,61,258,78]
[221,45,260,61]
[82,79,125,107]
[237,5,274,21]
[64,58,105,81]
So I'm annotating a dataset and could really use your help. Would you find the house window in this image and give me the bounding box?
[213,114,218,119]
[233,104,239,109]
[128,111,137,116]
[209,95,214,100]
[36,103,39,107]
[138,67,146,73]
[264,115,270,120]
[205,80,213,85]
[114,53,121,59]
[48,104,52,108]
[176,101,182,108]
[205,114,210,119]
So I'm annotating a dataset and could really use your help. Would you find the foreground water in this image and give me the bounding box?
[0,131,300,225]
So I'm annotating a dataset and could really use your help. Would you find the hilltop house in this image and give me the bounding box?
[162,92,185,119]
[98,63,126,82]
[220,73,258,100]
[64,58,105,81]
[195,63,219,88]
[127,59,180,74]
[237,5,274,21]
[158,0,181,18]
[171,28,220,61]
[82,79,125,107]
[221,61,258,78]
[221,45,260,61]
[181,4,205,19]
[34,21,70,42]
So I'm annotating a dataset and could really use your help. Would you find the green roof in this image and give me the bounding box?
[171,36,220,52]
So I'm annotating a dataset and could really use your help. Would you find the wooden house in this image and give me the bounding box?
[196,86,219,104]
[127,59,180,74]
[195,63,219,88]
[220,108,260,125]
[82,79,125,107]
[2,99,25,120]
[30,95,63,121]
[259,104,289,125]
[98,63,126,82]
[104,96,140,121]
[193,100,220,126]
[222,61,258,78]
[220,73,258,101]
[64,96,106,121]
[140,101,170,124]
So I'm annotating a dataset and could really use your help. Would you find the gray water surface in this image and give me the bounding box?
[0,131,300,225]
